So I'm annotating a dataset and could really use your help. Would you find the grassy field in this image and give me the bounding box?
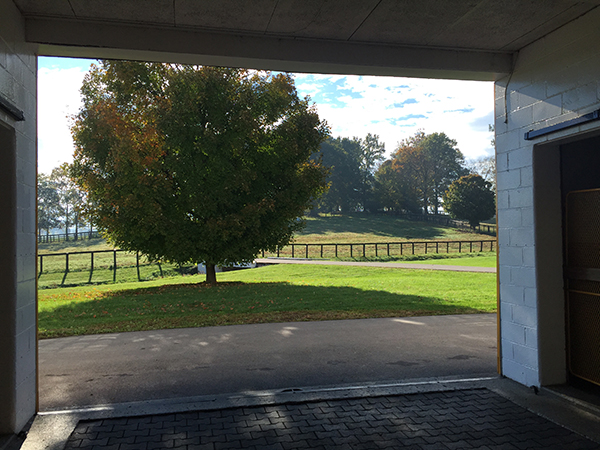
[296,213,489,243]
[37,214,494,289]
[37,214,490,254]
[37,238,194,289]
[38,264,497,339]
[395,253,497,267]
[38,237,115,254]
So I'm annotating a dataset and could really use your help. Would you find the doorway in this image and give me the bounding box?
[561,136,600,387]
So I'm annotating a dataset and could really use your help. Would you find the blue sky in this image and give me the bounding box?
[38,57,494,174]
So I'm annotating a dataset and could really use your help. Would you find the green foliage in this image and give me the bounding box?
[443,174,496,228]
[315,134,385,213]
[373,159,421,213]
[71,61,329,283]
[50,163,88,240]
[375,131,468,213]
[38,164,89,238]
[37,173,61,235]
[316,137,362,213]
[468,155,496,191]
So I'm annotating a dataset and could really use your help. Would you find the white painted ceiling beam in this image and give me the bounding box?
[27,17,513,81]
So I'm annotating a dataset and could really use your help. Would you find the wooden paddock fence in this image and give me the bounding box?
[38,238,496,285]
[262,239,496,259]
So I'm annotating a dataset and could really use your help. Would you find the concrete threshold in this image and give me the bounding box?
[18,375,600,450]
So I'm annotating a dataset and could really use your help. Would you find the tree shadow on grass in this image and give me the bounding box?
[38,282,491,338]
[300,214,454,240]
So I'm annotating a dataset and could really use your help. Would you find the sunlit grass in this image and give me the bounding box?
[297,213,488,242]
[39,264,496,339]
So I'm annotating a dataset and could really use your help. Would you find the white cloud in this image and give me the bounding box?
[37,63,495,175]
[294,74,494,160]
[37,66,88,174]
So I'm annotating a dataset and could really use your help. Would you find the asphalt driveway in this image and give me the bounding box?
[39,314,497,411]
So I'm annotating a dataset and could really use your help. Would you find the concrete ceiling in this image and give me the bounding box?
[13,0,600,80]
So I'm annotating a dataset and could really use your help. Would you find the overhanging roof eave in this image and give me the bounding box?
[28,17,512,81]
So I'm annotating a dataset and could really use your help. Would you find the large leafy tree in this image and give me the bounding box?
[373,159,420,213]
[443,174,496,229]
[357,133,386,211]
[37,173,61,237]
[468,155,496,191]
[380,131,467,214]
[316,137,362,213]
[50,163,87,240]
[315,133,385,214]
[71,61,329,283]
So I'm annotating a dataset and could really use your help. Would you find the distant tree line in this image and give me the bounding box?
[39,130,496,241]
[38,163,90,239]
[314,130,496,227]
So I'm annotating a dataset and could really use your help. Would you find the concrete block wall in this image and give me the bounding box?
[495,7,600,387]
[0,0,38,434]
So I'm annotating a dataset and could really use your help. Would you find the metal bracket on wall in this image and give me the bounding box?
[0,95,25,121]
[524,109,600,141]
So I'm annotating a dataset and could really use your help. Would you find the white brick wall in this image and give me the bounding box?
[495,6,600,386]
[0,0,38,434]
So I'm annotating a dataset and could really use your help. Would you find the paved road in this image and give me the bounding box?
[255,258,496,273]
[39,314,497,411]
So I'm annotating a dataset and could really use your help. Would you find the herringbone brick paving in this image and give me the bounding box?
[63,389,599,450]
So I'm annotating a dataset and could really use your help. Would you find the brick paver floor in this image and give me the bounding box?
[63,389,599,450]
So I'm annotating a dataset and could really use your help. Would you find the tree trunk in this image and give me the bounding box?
[65,204,70,241]
[205,264,217,285]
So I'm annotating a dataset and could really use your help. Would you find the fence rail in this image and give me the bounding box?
[262,239,496,260]
[38,230,101,243]
[36,215,496,245]
[37,248,178,288]
[38,238,496,288]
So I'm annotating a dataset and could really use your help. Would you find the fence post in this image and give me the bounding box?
[375,244,378,257]
[480,241,483,252]
[262,249,265,257]
[90,252,94,273]
[113,250,117,282]
[136,251,141,281]
[387,243,390,256]
[459,242,462,253]
[320,245,323,258]
[65,253,69,272]
[362,244,366,258]
[412,242,415,255]
[277,247,280,257]
[470,242,473,252]
[350,244,353,258]
[446,242,449,253]
[400,243,403,256]
[305,245,308,259]
[335,244,338,258]
[39,255,43,274]
[292,244,295,258]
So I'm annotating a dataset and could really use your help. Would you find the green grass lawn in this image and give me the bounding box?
[297,213,489,243]
[394,254,497,267]
[38,237,114,254]
[38,264,496,339]
[37,214,495,289]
